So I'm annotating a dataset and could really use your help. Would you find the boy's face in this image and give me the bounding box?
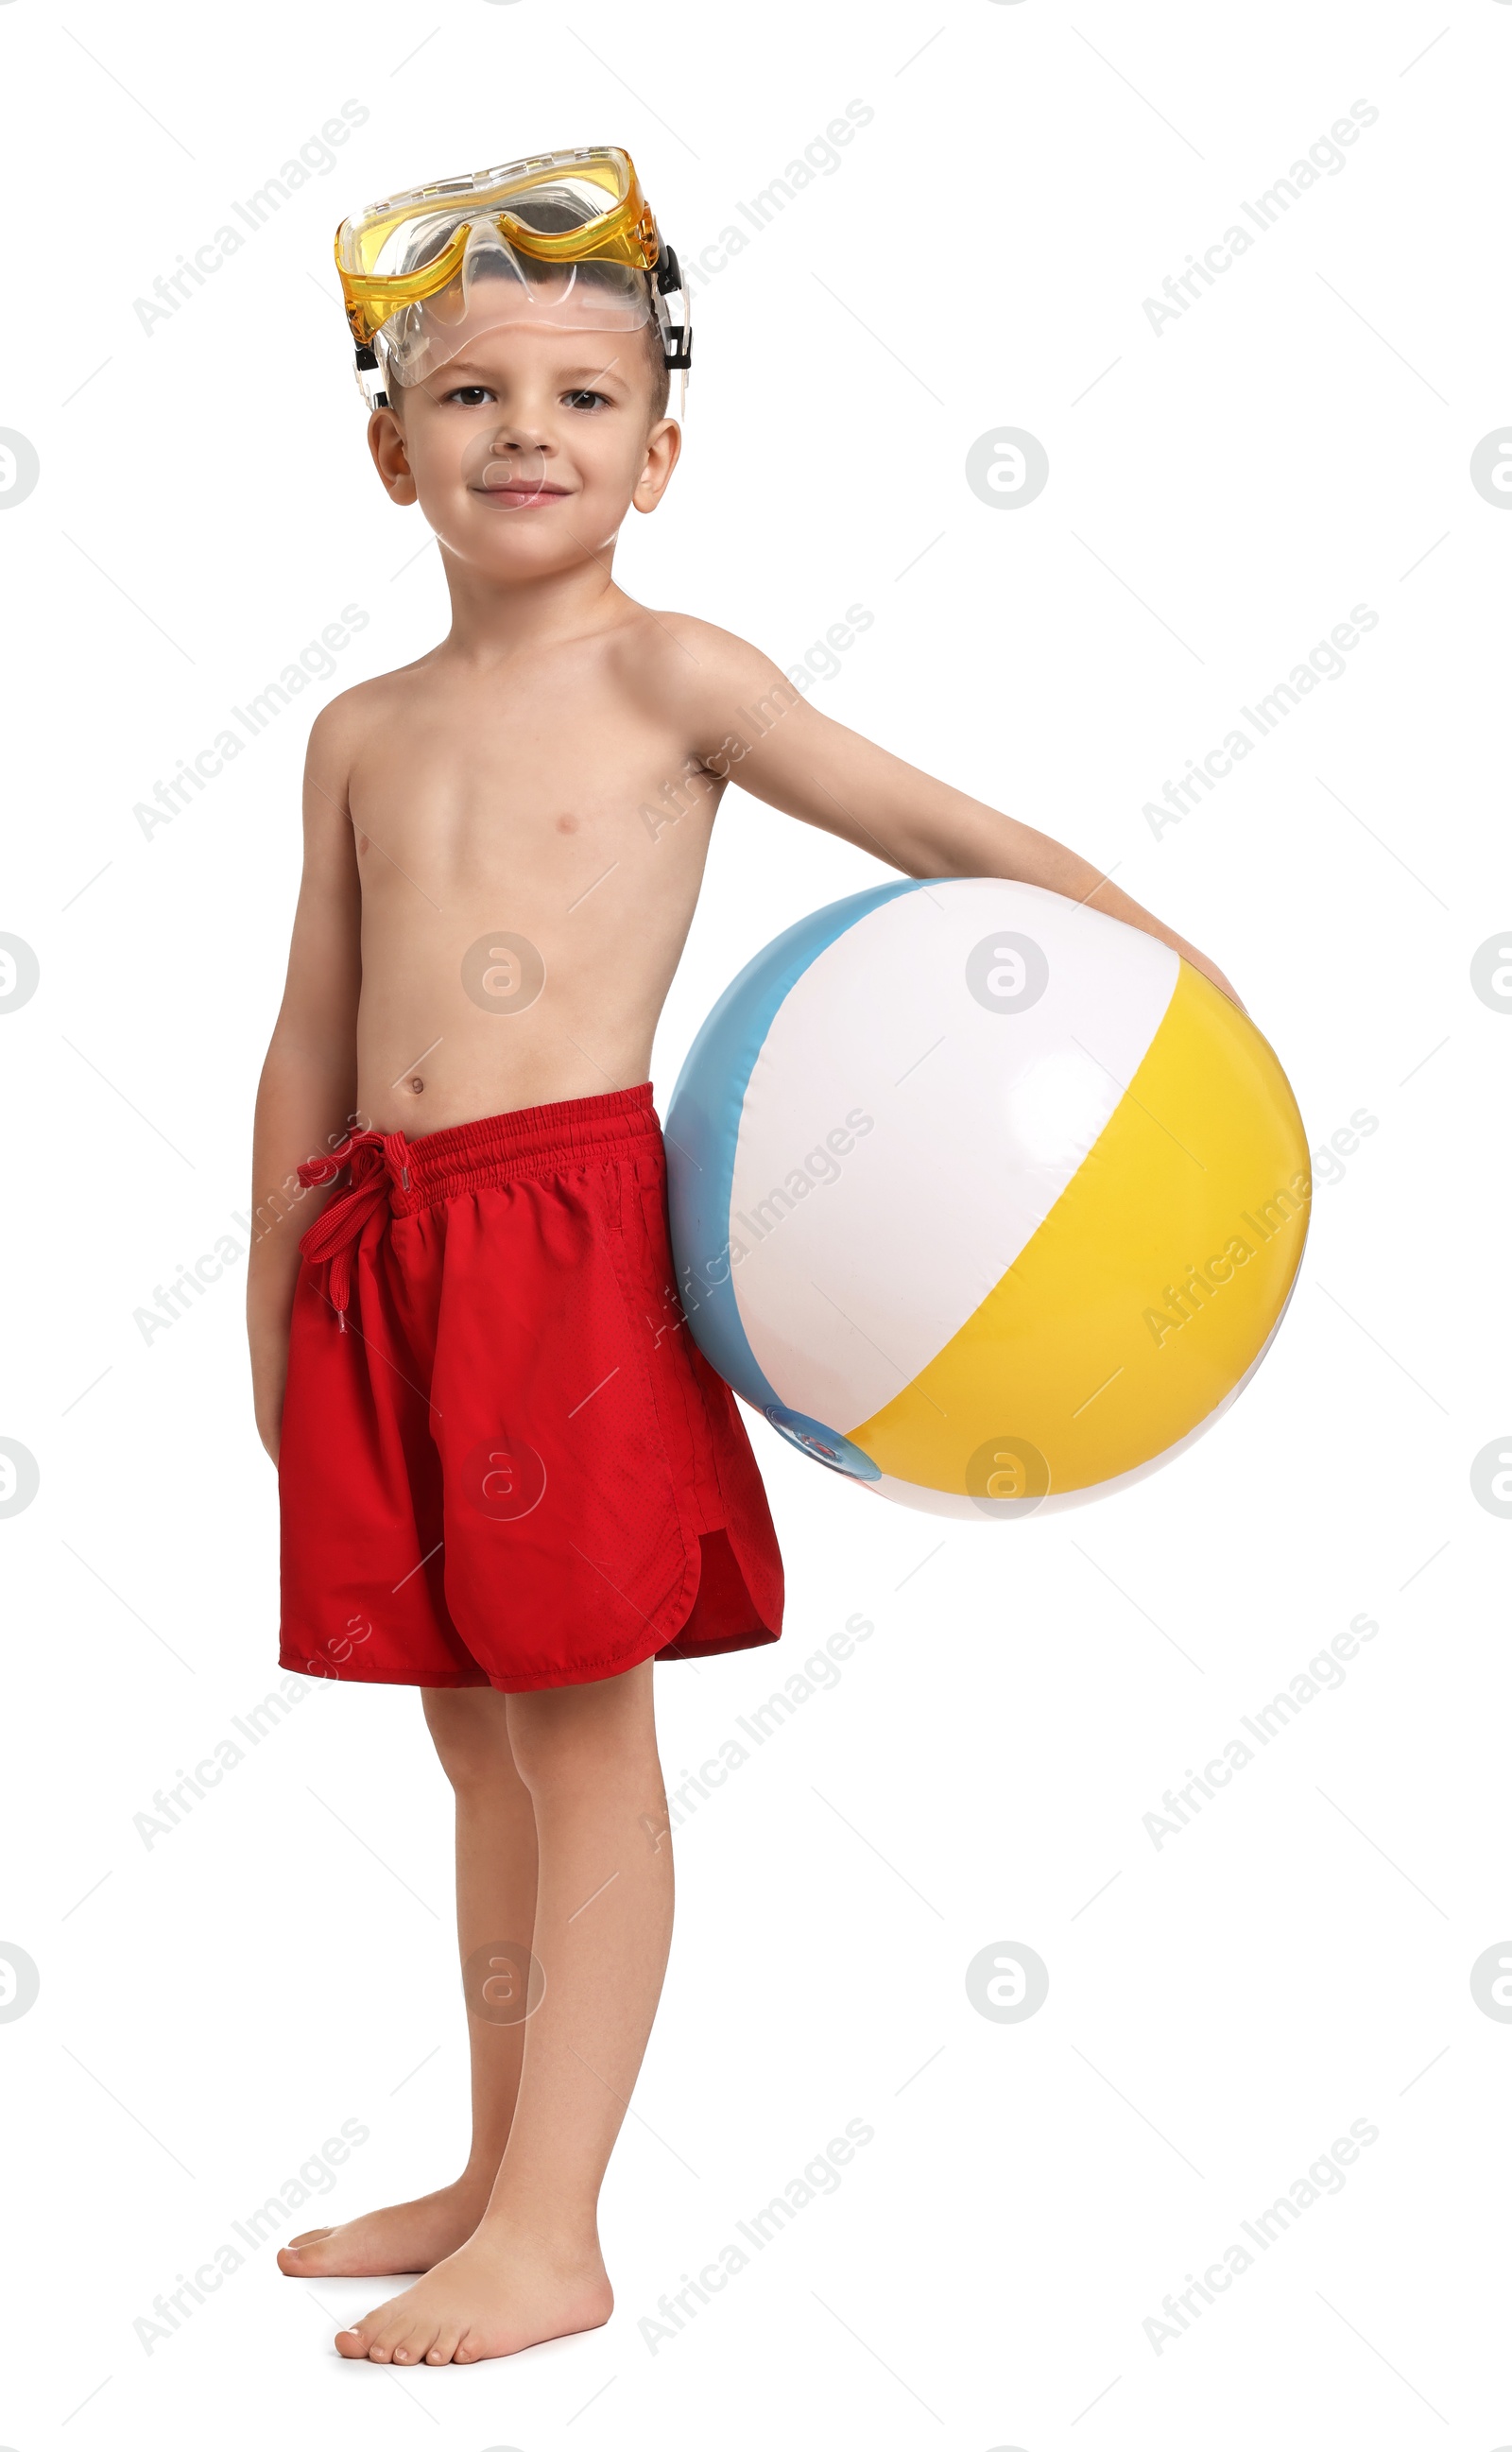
[367,315,679,577]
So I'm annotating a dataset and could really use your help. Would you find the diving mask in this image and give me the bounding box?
[335,146,692,411]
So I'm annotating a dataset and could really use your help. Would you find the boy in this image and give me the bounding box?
[250,147,1239,2367]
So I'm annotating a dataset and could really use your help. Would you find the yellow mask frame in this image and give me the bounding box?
[334,146,691,407]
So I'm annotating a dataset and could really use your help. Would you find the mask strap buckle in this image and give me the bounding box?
[354,346,389,411]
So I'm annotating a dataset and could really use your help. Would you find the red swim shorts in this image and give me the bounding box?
[278,1083,783,1692]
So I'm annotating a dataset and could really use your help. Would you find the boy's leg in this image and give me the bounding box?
[280,1687,539,2278]
[335,1656,673,2364]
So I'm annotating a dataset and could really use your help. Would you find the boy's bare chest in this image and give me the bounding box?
[346,680,709,905]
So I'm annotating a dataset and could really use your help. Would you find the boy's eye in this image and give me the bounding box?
[446,385,495,406]
[562,389,610,411]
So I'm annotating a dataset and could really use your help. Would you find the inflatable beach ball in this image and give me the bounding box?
[665,878,1309,1518]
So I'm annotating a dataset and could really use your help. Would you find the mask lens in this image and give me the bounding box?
[378,241,651,388]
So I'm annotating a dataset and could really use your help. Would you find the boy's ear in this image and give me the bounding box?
[368,406,417,505]
[632,417,682,516]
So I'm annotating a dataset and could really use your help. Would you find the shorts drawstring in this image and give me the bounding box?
[297,1130,411,1329]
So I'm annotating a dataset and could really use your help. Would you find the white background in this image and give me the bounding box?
[3,0,1509,2443]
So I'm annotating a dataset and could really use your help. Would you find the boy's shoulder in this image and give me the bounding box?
[302,656,434,769]
[611,605,787,723]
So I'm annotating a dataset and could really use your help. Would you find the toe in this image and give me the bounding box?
[279,2228,336,2275]
[388,2316,439,2367]
[345,2298,401,2361]
[424,2322,464,2365]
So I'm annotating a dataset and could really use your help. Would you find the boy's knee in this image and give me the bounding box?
[421,1688,516,1792]
[506,1676,652,1796]
[504,1705,588,1795]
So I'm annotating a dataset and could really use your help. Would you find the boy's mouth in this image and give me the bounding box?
[474,479,572,507]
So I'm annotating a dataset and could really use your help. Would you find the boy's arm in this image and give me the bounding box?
[668,624,1246,1011]
[246,705,364,1462]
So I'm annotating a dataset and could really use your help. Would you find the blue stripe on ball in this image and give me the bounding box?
[665,878,929,1407]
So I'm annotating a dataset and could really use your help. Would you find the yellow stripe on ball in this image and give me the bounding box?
[847,961,1311,1497]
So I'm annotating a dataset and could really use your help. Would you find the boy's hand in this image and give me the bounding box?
[248,695,364,1473]
[1132,922,1240,1014]
[1168,936,1247,1016]
[249,1325,288,1465]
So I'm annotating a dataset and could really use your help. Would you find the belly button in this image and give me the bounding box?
[410,1077,424,1095]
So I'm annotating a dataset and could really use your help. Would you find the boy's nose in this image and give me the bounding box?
[467,431,552,492]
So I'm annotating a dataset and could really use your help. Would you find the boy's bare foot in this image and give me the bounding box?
[334,2222,612,2364]
[277,2177,493,2278]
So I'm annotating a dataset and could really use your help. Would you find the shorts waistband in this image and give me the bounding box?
[296,1083,660,1327]
[390,1081,660,1210]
